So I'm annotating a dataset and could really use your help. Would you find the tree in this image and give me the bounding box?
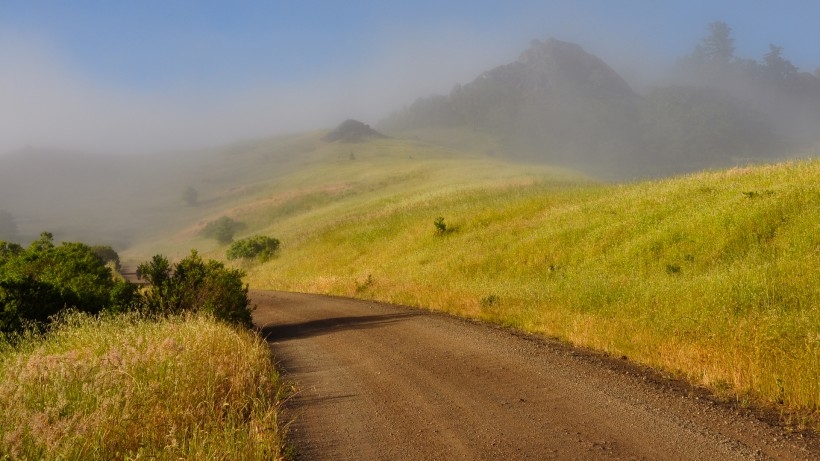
[0,232,139,333]
[137,250,252,326]
[0,241,23,264]
[182,186,199,207]
[639,86,777,166]
[91,245,122,272]
[201,216,245,244]
[226,235,280,262]
[762,44,797,81]
[695,21,735,64]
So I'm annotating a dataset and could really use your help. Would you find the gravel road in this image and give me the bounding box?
[252,290,818,460]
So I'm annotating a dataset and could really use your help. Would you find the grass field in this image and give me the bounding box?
[121,133,819,430]
[0,313,289,460]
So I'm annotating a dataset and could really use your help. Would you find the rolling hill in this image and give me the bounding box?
[1,36,818,430]
[4,35,817,247]
[114,126,820,429]
[159,132,817,429]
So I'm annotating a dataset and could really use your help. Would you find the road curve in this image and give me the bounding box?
[252,291,818,461]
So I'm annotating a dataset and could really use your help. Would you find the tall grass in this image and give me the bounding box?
[242,157,819,429]
[0,312,288,460]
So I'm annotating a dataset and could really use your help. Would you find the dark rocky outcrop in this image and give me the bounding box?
[323,119,386,143]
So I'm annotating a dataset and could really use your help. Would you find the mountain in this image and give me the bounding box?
[381,39,640,167]
[381,38,788,177]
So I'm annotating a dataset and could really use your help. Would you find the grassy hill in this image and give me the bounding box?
[121,131,585,261]
[121,131,820,430]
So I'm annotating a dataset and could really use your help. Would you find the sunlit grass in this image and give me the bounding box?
[122,135,584,263]
[121,130,818,429]
[0,313,289,460]
[238,156,819,429]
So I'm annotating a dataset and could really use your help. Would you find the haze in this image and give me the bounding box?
[2,1,820,248]
[2,1,818,156]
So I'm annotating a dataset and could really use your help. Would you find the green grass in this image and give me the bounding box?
[232,152,818,429]
[123,132,818,430]
[122,135,583,263]
[0,313,289,460]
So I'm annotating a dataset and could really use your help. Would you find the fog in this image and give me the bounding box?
[0,28,520,156]
[2,2,818,159]
[1,8,818,250]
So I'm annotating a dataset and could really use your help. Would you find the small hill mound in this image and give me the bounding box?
[323,119,386,143]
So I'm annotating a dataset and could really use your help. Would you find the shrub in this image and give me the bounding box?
[434,216,447,235]
[201,216,245,244]
[0,235,254,334]
[0,233,139,333]
[480,294,499,308]
[0,241,23,264]
[137,250,253,326]
[226,235,280,262]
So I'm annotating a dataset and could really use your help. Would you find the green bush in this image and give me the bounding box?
[0,233,139,333]
[434,216,447,235]
[137,250,252,327]
[200,216,245,244]
[226,235,280,262]
[0,234,255,334]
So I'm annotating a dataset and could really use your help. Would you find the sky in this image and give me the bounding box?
[1,1,818,155]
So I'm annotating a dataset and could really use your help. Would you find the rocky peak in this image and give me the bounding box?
[490,38,635,99]
[323,119,386,143]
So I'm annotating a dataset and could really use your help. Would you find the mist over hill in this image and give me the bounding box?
[0,134,315,247]
[381,39,639,171]
[381,29,820,178]
[3,22,819,248]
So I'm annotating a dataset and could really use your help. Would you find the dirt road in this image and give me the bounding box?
[252,291,818,460]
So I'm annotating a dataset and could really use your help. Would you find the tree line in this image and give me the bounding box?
[0,233,252,335]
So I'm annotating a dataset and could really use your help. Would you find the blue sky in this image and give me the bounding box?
[1,1,818,154]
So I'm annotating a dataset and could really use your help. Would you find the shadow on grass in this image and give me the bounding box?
[259,312,419,342]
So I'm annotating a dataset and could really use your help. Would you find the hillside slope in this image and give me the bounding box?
[105,128,819,429]
[195,143,818,429]
[121,133,585,262]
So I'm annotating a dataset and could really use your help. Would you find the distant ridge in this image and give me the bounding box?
[380,37,788,177]
[380,38,639,165]
[323,119,386,143]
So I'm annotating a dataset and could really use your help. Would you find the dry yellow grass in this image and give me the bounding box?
[0,312,289,460]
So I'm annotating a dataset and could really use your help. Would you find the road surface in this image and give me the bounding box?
[252,291,818,460]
